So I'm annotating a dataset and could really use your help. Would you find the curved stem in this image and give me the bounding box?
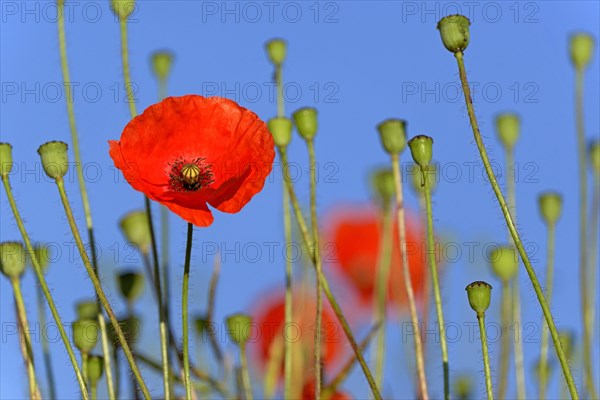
[55,178,151,399]
[422,166,449,400]
[539,223,556,399]
[392,155,429,399]
[182,223,194,400]
[477,314,494,400]
[1,175,89,399]
[306,139,323,398]
[496,280,511,400]
[278,148,382,399]
[454,50,578,399]
[12,278,40,400]
[239,344,253,400]
[36,282,57,399]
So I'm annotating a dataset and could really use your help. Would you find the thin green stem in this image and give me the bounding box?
[113,347,120,398]
[454,50,578,399]
[55,178,151,399]
[206,256,225,365]
[306,139,323,398]
[240,344,253,400]
[539,223,556,399]
[1,175,89,399]
[12,278,40,400]
[119,17,137,119]
[36,283,57,399]
[276,64,284,118]
[182,222,194,400]
[278,147,382,400]
[588,176,599,392]
[496,280,511,400]
[422,165,450,400]
[91,383,98,400]
[391,155,429,399]
[82,352,90,389]
[477,314,494,400]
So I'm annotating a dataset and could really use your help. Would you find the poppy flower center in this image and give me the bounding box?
[168,157,214,192]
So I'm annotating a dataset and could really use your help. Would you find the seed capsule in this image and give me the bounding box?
[437,15,471,53]
[226,313,253,345]
[0,242,26,279]
[466,281,492,316]
[37,141,69,180]
[538,192,563,226]
[293,108,318,141]
[377,119,407,155]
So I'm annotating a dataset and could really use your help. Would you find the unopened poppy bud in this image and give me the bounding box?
[86,355,104,385]
[489,245,518,282]
[194,315,210,336]
[116,270,145,302]
[411,163,438,195]
[437,15,471,53]
[76,300,99,320]
[408,135,434,168]
[226,313,253,345]
[377,119,407,155]
[0,142,13,176]
[265,38,287,66]
[151,51,174,81]
[453,374,474,400]
[37,141,69,180]
[110,0,136,20]
[0,242,26,279]
[73,319,99,353]
[495,113,520,150]
[570,33,595,70]
[538,192,563,226]
[293,108,318,141]
[370,168,395,209]
[32,243,52,272]
[590,140,600,176]
[119,211,151,254]
[558,331,574,358]
[268,117,293,148]
[466,281,492,316]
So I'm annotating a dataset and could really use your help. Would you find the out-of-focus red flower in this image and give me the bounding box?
[109,95,275,226]
[302,381,352,400]
[325,206,428,310]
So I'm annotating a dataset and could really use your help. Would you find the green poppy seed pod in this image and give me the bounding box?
[495,113,520,150]
[437,15,471,53]
[408,135,434,168]
[226,313,253,345]
[37,141,69,180]
[32,243,52,272]
[466,281,492,316]
[0,242,26,279]
[86,355,104,385]
[116,270,145,302]
[589,140,600,176]
[76,300,99,320]
[377,119,407,155]
[292,107,318,141]
[453,374,474,400]
[370,168,395,210]
[267,117,293,148]
[194,315,210,336]
[151,51,174,81]
[72,319,99,353]
[110,0,136,20]
[558,331,574,358]
[0,142,13,176]
[488,245,519,282]
[119,210,151,253]
[411,163,438,195]
[265,38,287,66]
[538,192,563,226]
[570,33,595,70]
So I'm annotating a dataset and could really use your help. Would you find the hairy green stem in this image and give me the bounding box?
[82,352,90,390]
[182,222,194,400]
[55,178,151,399]
[36,283,56,399]
[477,314,494,400]
[539,223,556,399]
[454,50,578,399]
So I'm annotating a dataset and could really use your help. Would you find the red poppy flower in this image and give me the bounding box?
[109,95,275,226]
[302,381,352,400]
[324,206,428,310]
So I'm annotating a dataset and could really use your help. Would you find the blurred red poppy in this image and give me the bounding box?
[109,95,275,226]
[324,206,428,310]
[302,381,352,399]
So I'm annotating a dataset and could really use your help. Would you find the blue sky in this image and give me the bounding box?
[1,1,599,399]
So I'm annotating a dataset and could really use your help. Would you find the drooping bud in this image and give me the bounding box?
[377,119,407,155]
[538,192,563,226]
[226,313,253,345]
[268,117,293,148]
[0,242,26,279]
[119,210,151,254]
[86,355,104,385]
[370,168,395,210]
[570,33,595,70]
[495,113,520,150]
[589,140,600,176]
[110,0,136,20]
[0,142,13,176]
[150,51,174,81]
[116,270,145,302]
[293,108,318,141]
[265,39,287,66]
[408,135,434,168]
[488,245,519,282]
[76,300,99,320]
[466,281,492,316]
[73,319,99,353]
[437,15,471,53]
[37,141,69,180]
